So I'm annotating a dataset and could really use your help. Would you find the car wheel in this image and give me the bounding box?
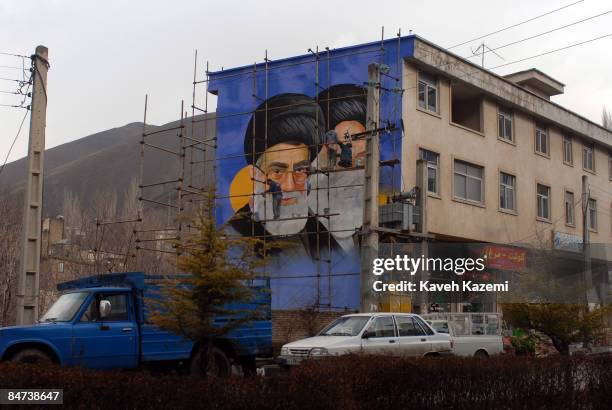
[11,348,53,365]
[474,349,489,358]
[190,347,231,378]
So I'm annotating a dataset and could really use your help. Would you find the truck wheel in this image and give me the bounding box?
[11,348,53,365]
[190,347,231,378]
[474,349,489,358]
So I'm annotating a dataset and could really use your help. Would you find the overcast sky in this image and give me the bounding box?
[1,0,611,165]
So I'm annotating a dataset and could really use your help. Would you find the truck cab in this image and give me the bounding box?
[0,272,272,376]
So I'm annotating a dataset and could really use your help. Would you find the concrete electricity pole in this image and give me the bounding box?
[16,46,49,325]
[360,63,381,312]
[416,159,429,313]
[581,174,594,306]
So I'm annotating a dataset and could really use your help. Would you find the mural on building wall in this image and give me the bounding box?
[208,37,414,309]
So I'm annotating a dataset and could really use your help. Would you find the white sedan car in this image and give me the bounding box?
[278,313,453,366]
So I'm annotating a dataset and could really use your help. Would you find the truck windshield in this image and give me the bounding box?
[40,292,88,322]
[319,316,370,336]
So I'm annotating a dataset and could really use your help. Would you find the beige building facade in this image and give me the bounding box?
[401,38,612,247]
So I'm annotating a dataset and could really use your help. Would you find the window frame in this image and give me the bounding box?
[394,315,426,337]
[78,292,131,323]
[563,136,573,166]
[498,106,514,143]
[582,143,595,173]
[536,183,551,222]
[417,71,438,114]
[419,148,440,195]
[453,159,485,205]
[564,190,575,227]
[412,315,435,335]
[588,198,597,232]
[534,124,549,157]
[363,315,397,339]
[499,171,516,213]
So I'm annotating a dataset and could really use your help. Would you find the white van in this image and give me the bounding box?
[278,313,453,366]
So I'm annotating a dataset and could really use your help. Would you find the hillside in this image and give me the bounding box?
[0,114,215,217]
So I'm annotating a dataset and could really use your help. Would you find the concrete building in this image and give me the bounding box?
[208,35,611,317]
[402,38,612,247]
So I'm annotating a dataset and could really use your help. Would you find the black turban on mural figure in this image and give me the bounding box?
[244,93,325,165]
[317,84,367,130]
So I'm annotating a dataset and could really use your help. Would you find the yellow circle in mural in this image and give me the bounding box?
[229,165,254,212]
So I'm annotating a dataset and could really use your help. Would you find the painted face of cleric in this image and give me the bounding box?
[251,142,310,235]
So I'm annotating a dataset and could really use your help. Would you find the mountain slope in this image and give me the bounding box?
[0,115,215,216]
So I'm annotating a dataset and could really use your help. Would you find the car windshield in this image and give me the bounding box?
[40,292,88,322]
[319,316,370,336]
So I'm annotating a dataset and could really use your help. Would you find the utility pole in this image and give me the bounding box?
[581,174,594,306]
[416,159,429,313]
[360,63,381,312]
[16,46,49,325]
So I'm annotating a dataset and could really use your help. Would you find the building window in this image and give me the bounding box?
[499,172,516,211]
[588,198,597,231]
[563,136,573,165]
[419,149,439,194]
[418,72,437,113]
[454,160,483,204]
[451,84,482,132]
[583,143,594,172]
[608,154,612,180]
[498,107,513,142]
[536,184,550,220]
[565,191,575,226]
[535,125,549,155]
[58,262,64,273]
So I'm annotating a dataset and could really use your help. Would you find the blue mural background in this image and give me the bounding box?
[208,36,415,309]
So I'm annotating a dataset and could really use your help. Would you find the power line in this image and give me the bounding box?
[198,35,612,131]
[401,31,612,97]
[203,2,584,86]
[0,109,29,179]
[468,9,612,60]
[489,33,612,70]
[0,103,28,108]
[0,51,27,58]
[446,0,585,50]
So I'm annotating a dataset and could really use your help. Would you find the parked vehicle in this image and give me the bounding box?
[278,313,453,366]
[423,313,503,357]
[0,273,272,376]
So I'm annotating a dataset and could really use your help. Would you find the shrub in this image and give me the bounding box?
[0,354,609,409]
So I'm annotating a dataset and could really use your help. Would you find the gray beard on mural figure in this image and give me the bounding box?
[252,180,309,236]
[308,168,364,252]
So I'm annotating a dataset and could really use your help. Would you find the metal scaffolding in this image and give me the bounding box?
[132,28,409,310]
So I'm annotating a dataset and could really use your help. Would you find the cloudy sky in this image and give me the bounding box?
[1,0,611,165]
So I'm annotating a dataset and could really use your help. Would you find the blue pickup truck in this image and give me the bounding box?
[0,272,272,376]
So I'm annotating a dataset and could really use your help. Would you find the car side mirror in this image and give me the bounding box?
[362,330,375,339]
[99,300,112,319]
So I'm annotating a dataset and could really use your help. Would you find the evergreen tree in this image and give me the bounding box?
[148,193,268,377]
